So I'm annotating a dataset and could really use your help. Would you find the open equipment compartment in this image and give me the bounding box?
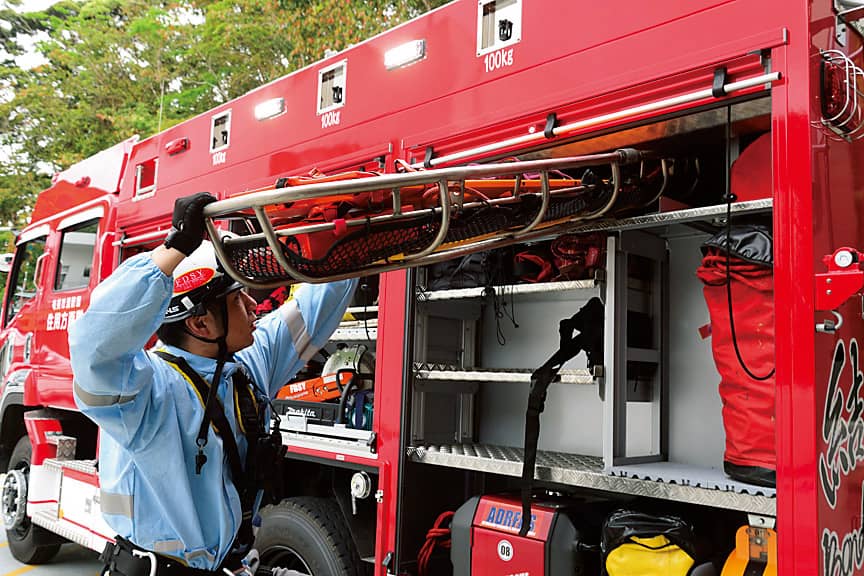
[394,94,777,567]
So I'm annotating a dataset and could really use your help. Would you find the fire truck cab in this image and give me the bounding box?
[1,0,863,575]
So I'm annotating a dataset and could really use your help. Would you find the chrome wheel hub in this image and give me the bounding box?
[2,469,27,530]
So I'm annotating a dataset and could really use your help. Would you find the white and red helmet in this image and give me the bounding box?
[164,240,243,323]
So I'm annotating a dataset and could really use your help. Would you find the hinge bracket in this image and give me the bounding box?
[815,248,864,334]
[816,248,864,311]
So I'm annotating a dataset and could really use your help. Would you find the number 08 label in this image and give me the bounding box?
[497,539,514,562]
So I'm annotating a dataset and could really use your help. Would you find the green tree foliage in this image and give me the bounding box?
[0,0,449,226]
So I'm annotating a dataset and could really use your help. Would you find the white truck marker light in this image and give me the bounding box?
[254,97,286,121]
[384,39,426,70]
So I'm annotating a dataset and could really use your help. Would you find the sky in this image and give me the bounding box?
[0,0,56,167]
[3,0,56,68]
[12,0,57,11]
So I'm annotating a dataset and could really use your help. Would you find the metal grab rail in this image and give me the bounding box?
[411,72,780,168]
[203,149,652,288]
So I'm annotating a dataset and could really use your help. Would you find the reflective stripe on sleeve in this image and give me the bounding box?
[74,381,137,407]
[280,299,316,361]
[185,549,217,565]
[153,540,185,554]
[100,490,133,518]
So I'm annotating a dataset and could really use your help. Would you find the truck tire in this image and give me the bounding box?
[255,497,362,576]
[3,436,62,564]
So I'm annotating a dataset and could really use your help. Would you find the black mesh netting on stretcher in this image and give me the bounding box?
[223,184,648,282]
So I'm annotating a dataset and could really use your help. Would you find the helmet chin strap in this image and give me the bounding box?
[190,298,231,474]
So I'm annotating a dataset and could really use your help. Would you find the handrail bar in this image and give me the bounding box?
[203,149,643,217]
[203,149,649,287]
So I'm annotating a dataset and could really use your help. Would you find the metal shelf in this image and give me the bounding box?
[418,279,598,302]
[413,364,600,385]
[331,318,377,341]
[407,443,775,515]
[346,305,378,315]
[567,198,772,235]
[279,424,378,460]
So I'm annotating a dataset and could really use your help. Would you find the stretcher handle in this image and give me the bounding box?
[205,150,645,287]
[203,150,642,216]
[232,178,590,242]
[403,178,452,260]
[511,170,550,238]
[646,158,670,206]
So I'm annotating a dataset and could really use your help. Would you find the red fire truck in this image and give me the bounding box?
[2,0,864,574]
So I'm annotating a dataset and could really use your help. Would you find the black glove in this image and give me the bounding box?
[164,192,217,256]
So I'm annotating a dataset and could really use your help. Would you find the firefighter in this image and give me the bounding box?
[69,192,357,576]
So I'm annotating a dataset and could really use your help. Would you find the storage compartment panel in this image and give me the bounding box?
[478,295,602,455]
[667,234,725,467]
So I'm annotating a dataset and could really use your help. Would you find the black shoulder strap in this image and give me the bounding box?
[519,297,604,537]
[153,350,246,487]
[520,357,568,536]
[231,368,260,438]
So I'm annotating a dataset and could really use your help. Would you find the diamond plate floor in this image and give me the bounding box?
[409,443,776,515]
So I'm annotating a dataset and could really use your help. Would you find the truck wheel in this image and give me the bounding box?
[3,436,61,564]
[256,497,362,576]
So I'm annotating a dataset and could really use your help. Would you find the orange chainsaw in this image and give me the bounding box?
[276,371,354,402]
[276,344,375,403]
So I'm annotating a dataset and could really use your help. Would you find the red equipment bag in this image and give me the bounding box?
[550,232,606,280]
[696,225,775,487]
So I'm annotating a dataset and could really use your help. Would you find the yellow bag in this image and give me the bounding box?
[602,510,696,576]
[605,534,695,576]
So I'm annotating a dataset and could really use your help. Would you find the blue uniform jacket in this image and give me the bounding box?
[68,253,356,570]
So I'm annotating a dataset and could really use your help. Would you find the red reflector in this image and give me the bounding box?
[821,59,847,121]
[165,137,190,155]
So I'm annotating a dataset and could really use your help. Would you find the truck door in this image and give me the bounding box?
[35,209,104,410]
[0,228,49,404]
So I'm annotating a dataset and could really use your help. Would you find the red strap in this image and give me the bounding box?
[515,252,555,282]
[417,511,454,576]
[333,218,348,237]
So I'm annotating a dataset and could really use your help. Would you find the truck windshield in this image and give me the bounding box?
[5,237,46,325]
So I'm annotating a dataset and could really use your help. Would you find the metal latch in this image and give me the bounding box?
[747,514,776,529]
[382,551,395,575]
[741,515,777,569]
[815,248,864,333]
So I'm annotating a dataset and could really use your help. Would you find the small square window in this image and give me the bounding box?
[477,0,521,56]
[318,61,347,114]
[135,158,158,198]
[210,111,232,152]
